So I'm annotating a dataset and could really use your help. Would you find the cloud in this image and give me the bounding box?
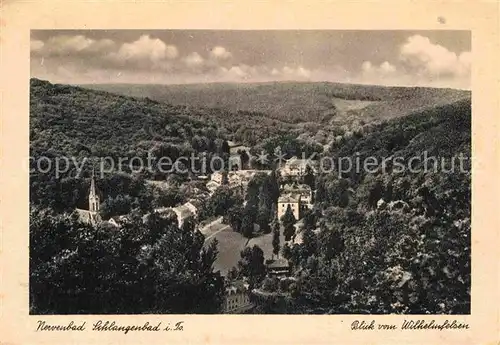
[356,36,470,89]
[209,46,232,60]
[279,66,312,79]
[380,61,396,74]
[361,61,397,75]
[400,35,470,78]
[30,40,44,52]
[31,35,116,57]
[109,35,178,64]
[227,66,248,78]
[220,64,258,80]
[183,52,204,68]
[30,32,469,88]
[211,64,312,82]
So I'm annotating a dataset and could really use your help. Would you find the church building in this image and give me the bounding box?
[74,170,102,225]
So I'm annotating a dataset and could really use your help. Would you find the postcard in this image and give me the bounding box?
[1,1,499,344]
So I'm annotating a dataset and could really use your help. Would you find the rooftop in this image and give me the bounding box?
[74,208,101,224]
[282,183,311,192]
[266,258,290,269]
[173,204,195,219]
[278,193,301,203]
[226,280,250,295]
[283,157,317,169]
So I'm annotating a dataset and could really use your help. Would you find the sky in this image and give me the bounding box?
[30,30,471,89]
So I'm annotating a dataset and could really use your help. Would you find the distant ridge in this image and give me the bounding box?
[81,81,470,125]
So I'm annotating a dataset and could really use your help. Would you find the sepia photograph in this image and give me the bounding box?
[28,29,473,316]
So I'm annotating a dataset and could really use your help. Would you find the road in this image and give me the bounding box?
[200,216,223,235]
[204,224,232,241]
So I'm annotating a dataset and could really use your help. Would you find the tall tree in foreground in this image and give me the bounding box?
[241,209,255,239]
[268,169,281,204]
[303,164,316,190]
[272,215,281,258]
[281,205,297,241]
[237,245,266,288]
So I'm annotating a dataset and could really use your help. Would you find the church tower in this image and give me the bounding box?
[89,169,100,212]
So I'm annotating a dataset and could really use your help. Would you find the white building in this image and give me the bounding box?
[153,201,198,228]
[281,183,313,206]
[108,215,130,228]
[277,193,301,220]
[224,280,253,313]
[227,141,250,156]
[208,170,272,196]
[280,156,317,178]
[277,183,313,220]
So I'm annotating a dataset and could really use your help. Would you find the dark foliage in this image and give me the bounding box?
[30,207,224,314]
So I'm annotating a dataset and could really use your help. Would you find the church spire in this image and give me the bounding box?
[89,168,96,197]
[89,168,100,212]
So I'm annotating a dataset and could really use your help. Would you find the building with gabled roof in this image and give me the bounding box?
[224,280,253,313]
[154,201,199,229]
[74,169,102,225]
[277,193,302,220]
[280,156,317,178]
[265,258,291,277]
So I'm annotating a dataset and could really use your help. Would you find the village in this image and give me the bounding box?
[74,143,318,314]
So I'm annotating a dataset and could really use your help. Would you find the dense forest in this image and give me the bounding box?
[85,81,469,125]
[216,99,471,314]
[30,207,224,314]
[276,99,471,314]
[30,78,471,314]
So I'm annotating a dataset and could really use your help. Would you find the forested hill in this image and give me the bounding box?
[30,78,296,152]
[30,78,229,157]
[82,81,470,125]
[281,95,472,314]
[30,78,471,162]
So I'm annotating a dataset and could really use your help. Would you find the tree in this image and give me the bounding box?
[272,216,281,258]
[221,140,230,155]
[226,267,240,281]
[241,210,254,238]
[303,164,316,190]
[224,204,243,232]
[246,173,268,205]
[29,207,225,314]
[256,180,273,233]
[154,185,183,208]
[207,186,241,217]
[240,193,259,238]
[281,205,297,241]
[215,139,230,156]
[357,174,384,209]
[303,209,316,231]
[301,227,317,259]
[99,194,133,220]
[237,245,266,288]
[282,243,292,260]
[315,178,327,203]
[257,206,271,234]
[268,170,280,203]
[221,170,229,186]
[262,277,279,292]
[238,149,250,169]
